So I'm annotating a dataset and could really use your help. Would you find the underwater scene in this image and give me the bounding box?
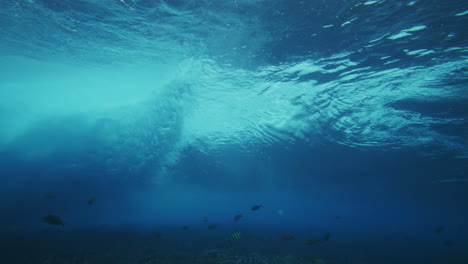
[0,0,467,263]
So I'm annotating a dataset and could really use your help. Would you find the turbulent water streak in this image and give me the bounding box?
[183,58,466,155]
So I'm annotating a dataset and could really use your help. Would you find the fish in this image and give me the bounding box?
[88,197,96,205]
[230,231,242,241]
[202,216,208,223]
[227,231,243,245]
[336,216,342,220]
[43,192,57,199]
[323,232,331,241]
[180,225,190,231]
[208,223,218,230]
[251,205,262,211]
[281,233,295,241]
[152,232,162,239]
[234,214,243,222]
[305,237,320,245]
[42,215,64,228]
[435,226,444,234]
[444,241,455,247]
[231,231,242,241]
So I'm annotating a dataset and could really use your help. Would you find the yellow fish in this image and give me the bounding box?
[230,231,242,241]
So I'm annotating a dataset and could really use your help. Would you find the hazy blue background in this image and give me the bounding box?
[0,0,467,263]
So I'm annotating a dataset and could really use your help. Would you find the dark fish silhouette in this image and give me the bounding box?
[208,223,218,230]
[305,237,320,245]
[42,215,64,228]
[444,241,455,247]
[152,232,162,239]
[202,216,208,223]
[323,232,331,241]
[435,226,444,234]
[88,197,96,205]
[336,216,342,220]
[234,214,243,222]
[180,225,190,231]
[43,192,57,199]
[230,231,242,241]
[251,205,262,211]
[281,233,295,241]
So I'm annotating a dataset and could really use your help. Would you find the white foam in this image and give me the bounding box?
[363,1,379,5]
[341,18,357,27]
[388,25,426,40]
[405,49,435,56]
[405,25,427,32]
[455,10,468,16]
[388,32,412,40]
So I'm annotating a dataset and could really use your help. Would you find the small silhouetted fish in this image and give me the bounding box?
[88,197,96,205]
[435,226,444,234]
[251,205,262,211]
[444,241,455,247]
[336,216,342,220]
[230,231,242,241]
[180,225,190,231]
[234,214,243,222]
[202,216,208,223]
[208,223,218,230]
[43,215,64,228]
[43,192,57,199]
[152,232,162,239]
[323,232,331,241]
[281,233,295,241]
[305,237,320,245]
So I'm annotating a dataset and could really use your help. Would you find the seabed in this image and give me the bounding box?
[2,228,334,264]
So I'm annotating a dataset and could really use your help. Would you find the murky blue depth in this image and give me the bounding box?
[1,0,467,263]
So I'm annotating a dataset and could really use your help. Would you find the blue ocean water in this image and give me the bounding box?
[0,0,467,263]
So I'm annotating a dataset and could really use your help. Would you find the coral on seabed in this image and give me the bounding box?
[196,249,322,264]
[37,248,324,264]
[312,258,327,264]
